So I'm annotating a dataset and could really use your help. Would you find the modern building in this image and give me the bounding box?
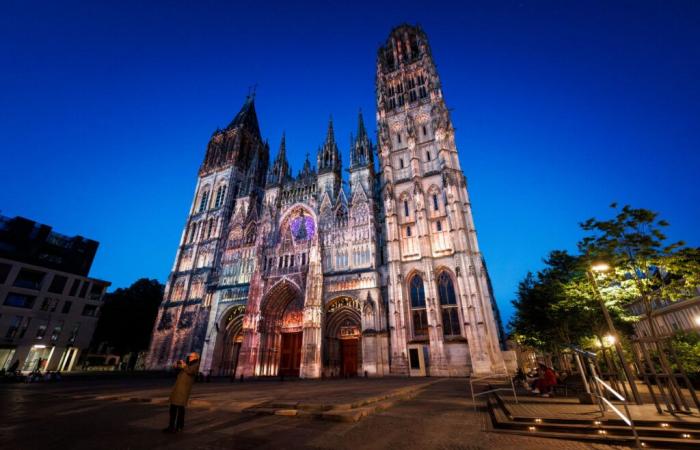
[627,288,700,337]
[147,24,507,377]
[0,215,110,372]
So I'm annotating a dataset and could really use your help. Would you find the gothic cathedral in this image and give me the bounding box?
[147,25,506,377]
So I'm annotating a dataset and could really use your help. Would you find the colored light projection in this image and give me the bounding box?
[290,213,315,243]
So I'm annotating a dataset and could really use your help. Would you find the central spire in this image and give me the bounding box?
[317,116,341,175]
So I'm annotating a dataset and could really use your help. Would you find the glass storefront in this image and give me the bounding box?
[21,345,55,372]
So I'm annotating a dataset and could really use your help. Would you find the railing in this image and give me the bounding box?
[469,360,518,411]
[571,346,641,449]
[422,158,441,174]
[394,167,412,182]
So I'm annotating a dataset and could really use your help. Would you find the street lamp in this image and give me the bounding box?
[587,262,643,405]
[591,262,611,273]
[694,315,700,328]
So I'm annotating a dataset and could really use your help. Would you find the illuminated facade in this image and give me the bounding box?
[147,25,506,377]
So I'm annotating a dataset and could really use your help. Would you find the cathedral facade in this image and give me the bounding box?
[146,25,506,378]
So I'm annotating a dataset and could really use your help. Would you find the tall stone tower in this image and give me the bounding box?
[146,97,269,369]
[376,25,504,375]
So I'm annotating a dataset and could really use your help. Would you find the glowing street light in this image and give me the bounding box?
[603,334,616,347]
[694,315,700,327]
[587,262,643,404]
[591,262,611,273]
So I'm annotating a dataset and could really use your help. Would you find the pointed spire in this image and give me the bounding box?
[226,96,261,139]
[356,109,367,139]
[278,131,287,161]
[350,108,374,169]
[325,115,335,145]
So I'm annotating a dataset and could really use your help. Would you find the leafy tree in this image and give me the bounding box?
[578,204,698,338]
[510,250,630,354]
[91,278,164,361]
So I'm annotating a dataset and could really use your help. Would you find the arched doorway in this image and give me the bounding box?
[212,305,245,376]
[258,280,304,377]
[325,296,362,377]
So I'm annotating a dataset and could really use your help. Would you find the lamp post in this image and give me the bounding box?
[587,263,643,405]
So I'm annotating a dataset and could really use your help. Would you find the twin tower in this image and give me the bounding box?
[147,24,507,378]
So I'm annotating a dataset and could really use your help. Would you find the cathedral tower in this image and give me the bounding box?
[376,25,504,375]
[147,96,268,370]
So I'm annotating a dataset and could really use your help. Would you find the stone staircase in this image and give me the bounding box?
[486,392,700,449]
[243,378,440,422]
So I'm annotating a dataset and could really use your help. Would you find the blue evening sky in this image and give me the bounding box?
[1,1,698,326]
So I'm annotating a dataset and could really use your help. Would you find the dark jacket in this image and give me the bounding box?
[169,361,199,406]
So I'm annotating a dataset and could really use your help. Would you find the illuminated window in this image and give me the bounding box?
[410,275,428,336]
[438,272,460,336]
[214,184,227,208]
[198,190,210,213]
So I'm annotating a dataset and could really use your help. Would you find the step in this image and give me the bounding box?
[487,396,700,450]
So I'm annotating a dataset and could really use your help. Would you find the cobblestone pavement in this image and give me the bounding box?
[0,378,623,450]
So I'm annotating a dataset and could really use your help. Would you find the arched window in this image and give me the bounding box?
[410,275,428,337]
[207,218,215,238]
[214,184,227,208]
[198,190,210,213]
[437,272,460,336]
[189,223,198,243]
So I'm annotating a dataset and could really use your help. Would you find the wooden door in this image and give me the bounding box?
[341,339,358,377]
[279,332,302,377]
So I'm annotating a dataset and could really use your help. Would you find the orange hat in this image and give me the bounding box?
[188,352,200,362]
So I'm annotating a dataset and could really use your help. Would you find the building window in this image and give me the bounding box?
[207,219,215,239]
[36,320,48,339]
[68,323,80,345]
[433,194,439,211]
[40,297,58,312]
[89,284,104,300]
[5,315,22,339]
[79,282,89,298]
[82,304,98,317]
[3,292,36,309]
[0,263,12,284]
[397,133,402,144]
[198,190,210,213]
[50,321,64,342]
[214,184,227,208]
[406,226,412,237]
[13,268,45,290]
[189,223,198,243]
[399,158,404,168]
[438,272,460,336]
[410,275,428,337]
[404,201,409,217]
[69,279,80,297]
[423,126,428,137]
[425,150,430,160]
[61,301,72,314]
[18,317,31,338]
[48,275,68,294]
[436,221,442,232]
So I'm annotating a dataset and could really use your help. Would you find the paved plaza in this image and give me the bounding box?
[0,376,623,450]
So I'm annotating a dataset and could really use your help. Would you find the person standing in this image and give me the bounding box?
[164,352,200,433]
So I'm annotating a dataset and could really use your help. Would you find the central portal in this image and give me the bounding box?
[340,338,358,377]
[279,331,302,377]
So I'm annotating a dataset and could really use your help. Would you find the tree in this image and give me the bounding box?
[510,250,629,354]
[578,204,698,337]
[91,278,164,363]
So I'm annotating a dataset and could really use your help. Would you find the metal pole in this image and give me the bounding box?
[574,352,591,394]
[588,270,643,405]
